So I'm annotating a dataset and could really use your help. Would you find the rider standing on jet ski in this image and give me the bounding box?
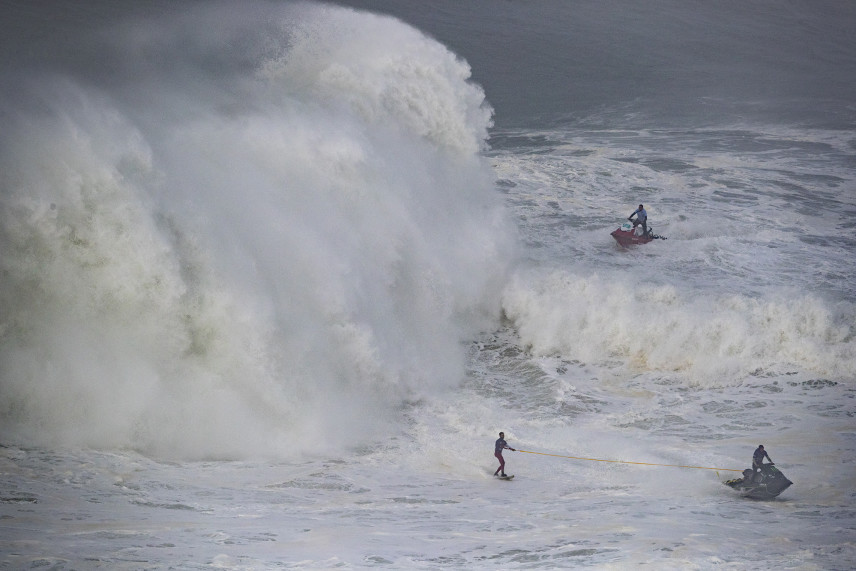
[753,444,774,473]
[629,204,648,237]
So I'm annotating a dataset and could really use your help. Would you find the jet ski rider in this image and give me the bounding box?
[753,444,774,473]
[629,204,648,237]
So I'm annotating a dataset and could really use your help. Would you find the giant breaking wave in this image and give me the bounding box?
[0,3,515,458]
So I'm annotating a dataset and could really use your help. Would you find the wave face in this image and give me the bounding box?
[0,2,515,458]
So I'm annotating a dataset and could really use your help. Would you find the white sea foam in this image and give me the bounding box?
[0,3,514,459]
[501,269,856,386]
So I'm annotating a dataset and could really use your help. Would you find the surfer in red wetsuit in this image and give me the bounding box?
[494,432,515,477]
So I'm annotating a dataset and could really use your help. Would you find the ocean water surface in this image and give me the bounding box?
[1,1,855,568]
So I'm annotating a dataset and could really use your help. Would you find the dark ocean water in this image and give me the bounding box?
[336,0,856,129]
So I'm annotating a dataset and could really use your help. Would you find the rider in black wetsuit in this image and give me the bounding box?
[753,444,774,473]
[494,432,515,477]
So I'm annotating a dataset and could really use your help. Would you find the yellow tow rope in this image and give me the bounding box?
[516,449,743,472]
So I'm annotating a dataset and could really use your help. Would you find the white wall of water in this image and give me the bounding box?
[502,269,856,387]
[0,3,516,459]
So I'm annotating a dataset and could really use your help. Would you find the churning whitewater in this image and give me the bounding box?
[0,2,514,459]
[1,1,855,568]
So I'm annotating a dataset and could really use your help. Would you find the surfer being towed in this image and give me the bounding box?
[494,432,516,477]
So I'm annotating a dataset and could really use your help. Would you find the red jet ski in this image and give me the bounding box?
[611,221,665,247]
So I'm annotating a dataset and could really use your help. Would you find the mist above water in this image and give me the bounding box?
[0,2,515,459]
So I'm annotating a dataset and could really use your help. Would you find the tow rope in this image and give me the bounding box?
[516,449,743,472]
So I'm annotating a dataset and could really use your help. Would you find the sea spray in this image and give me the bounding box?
[0,2,515,459]
[501,269,856,386]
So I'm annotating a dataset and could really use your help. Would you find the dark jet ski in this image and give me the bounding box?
[724,464,793,499]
